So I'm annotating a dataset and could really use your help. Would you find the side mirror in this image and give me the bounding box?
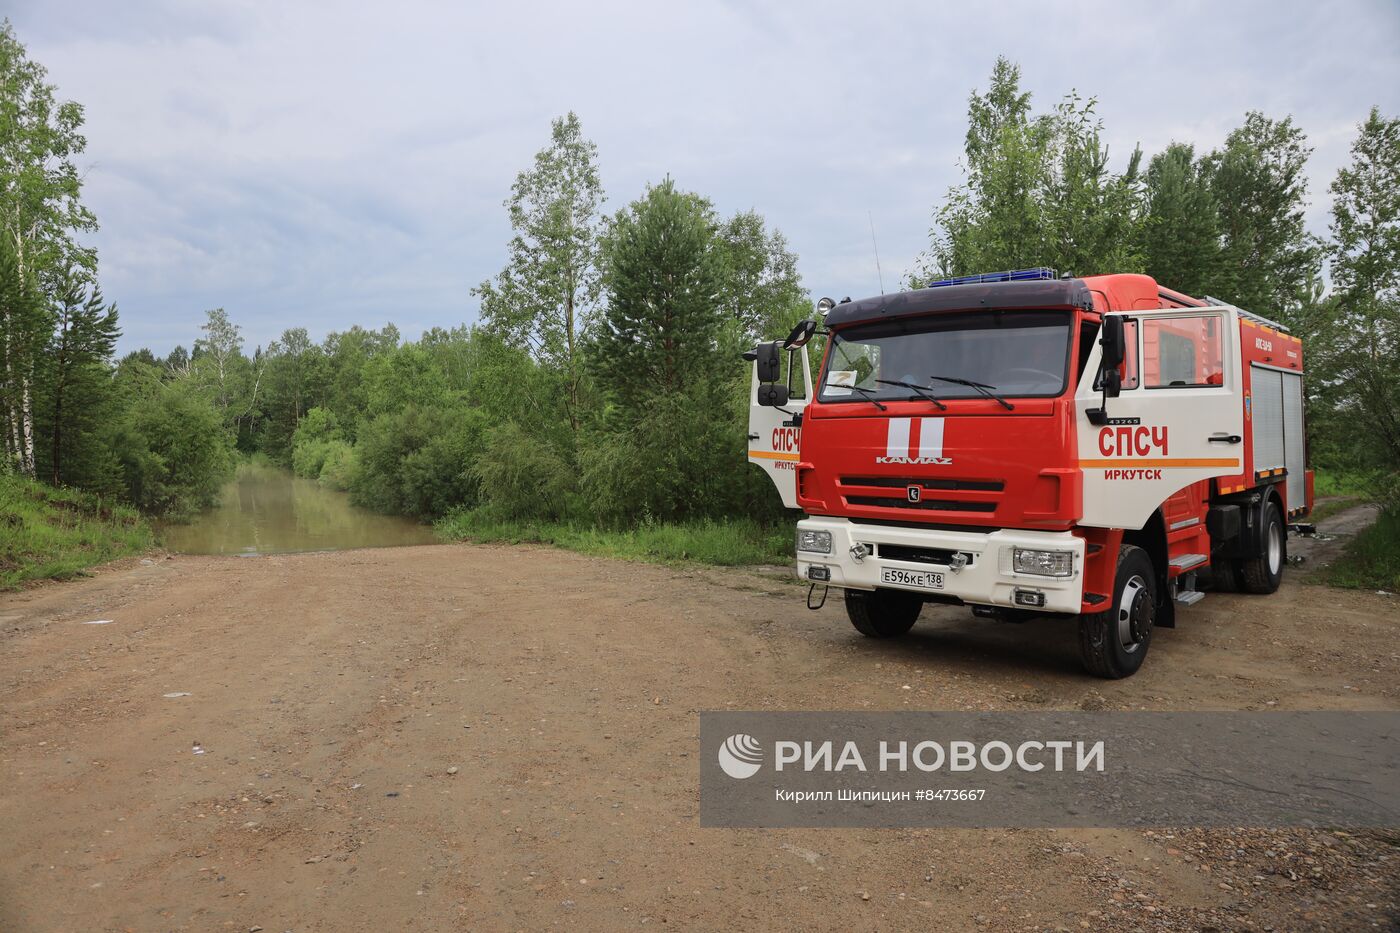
[754,341,781,383]
[757,383,790,407]
[1100,315,1126,370]
[1087,316,1127,424]
[783,319,817,349]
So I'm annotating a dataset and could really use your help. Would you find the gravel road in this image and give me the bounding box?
[1,543,1396,931]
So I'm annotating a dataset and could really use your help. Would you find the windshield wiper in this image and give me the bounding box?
[927,374,1015,411]
[841,384,888,411]
[875,379,948,410]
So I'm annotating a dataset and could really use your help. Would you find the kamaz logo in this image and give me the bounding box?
[879,418,951,466]
[876,456,953,465]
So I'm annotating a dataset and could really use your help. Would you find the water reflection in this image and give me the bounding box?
[161,461,438,555]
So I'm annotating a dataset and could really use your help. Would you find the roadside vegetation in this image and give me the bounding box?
[2,21,1396,586]
[1306,468,1366,524]
[0,473,152,588]
[1322,509,1400,591]
[437,512,791,568]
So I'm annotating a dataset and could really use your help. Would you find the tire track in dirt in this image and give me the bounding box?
[2,543,1396,931]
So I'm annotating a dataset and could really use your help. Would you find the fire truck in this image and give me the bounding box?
[747,268,1311,678]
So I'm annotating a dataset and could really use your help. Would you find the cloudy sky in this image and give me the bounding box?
[9,0,1400,354]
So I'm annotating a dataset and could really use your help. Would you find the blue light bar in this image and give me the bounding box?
[926,267,1058,288]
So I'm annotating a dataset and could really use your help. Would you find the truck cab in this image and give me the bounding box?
[748,268,1310,678]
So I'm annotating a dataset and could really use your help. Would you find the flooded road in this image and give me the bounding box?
[159,460,438,555]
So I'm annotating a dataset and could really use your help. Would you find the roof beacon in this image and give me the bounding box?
[926,267,1058,288]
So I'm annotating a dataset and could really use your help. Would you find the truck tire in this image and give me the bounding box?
[1078,545,1155,679]
[1208,559,1240,593]
[1239,500,1285,594]
[845,588,922,639]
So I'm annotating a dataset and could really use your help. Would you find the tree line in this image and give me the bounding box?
[3,24,1396,531]
[918,58,1398,487]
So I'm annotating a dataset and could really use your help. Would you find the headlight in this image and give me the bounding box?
[1012,548,1075,577]
[797,529,833,554]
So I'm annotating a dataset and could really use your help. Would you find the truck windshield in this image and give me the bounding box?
[818,310,1072,404]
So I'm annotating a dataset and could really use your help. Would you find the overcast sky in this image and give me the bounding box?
[9,0,1400,354]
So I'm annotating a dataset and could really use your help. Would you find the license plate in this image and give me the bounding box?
[881,567,944,590]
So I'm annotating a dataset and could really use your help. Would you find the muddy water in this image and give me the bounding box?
[160,460,438,555]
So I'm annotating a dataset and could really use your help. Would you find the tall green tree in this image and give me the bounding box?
[1040,93,1143,276]
[1324,107,1400,471]
[1141,142,1223,296]
[192,308,244,416]
[474,112,604,433]
[914,58,1143,282]
[40,272,117,484]
[0,20,98,475]
[716,210,810,341]
[259,327,325,462]
[321,323,398,436]
[593,178,726,416]
[1205,112,1320,318]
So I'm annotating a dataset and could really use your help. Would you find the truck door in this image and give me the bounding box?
[748,343,811,509]
[1076,309,1244,530]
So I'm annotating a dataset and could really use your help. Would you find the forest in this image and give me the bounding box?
[2,21,1398,586]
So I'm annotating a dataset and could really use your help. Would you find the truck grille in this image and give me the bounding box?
[845,496,997,512]
[840,476,1004,492]
[838,475,1003,515]
[876,544,976,566]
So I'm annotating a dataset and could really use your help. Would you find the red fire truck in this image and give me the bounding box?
[748,268,1311,677]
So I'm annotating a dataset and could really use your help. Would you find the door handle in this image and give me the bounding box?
[1208,434,1242,444]
[747,433,760,441]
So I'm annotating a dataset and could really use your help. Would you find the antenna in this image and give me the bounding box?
[868,211,885,295]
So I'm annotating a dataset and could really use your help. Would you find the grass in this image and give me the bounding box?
[1320,507,1400,592]
[0,473,155,589]
[1312,467,1373,498]
[1307,495,1361,525]
[437,511,794,568]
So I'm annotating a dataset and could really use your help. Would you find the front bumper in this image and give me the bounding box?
[795,516,1084,614]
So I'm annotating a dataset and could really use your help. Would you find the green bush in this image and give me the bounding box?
[351,404,489,519]
[473,422,577,521]
[291,407,345,479]
[108,384,235,519]
[316,441,357,490]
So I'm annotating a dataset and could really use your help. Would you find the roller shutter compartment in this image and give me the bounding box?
[1251,366,1285,473]
[1282,371,1305,508]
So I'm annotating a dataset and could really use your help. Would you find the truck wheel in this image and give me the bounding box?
[1239,500,1285,594]
[1078,545,1155,679]
[845,588,922,639]
[1208,559,1240,593]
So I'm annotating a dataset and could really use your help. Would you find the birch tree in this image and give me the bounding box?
[0,20,97,475]
[474,112,604,434]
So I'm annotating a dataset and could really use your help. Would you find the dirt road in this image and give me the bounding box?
[2,544,1397,932]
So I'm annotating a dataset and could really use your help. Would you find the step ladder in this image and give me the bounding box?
[1172,566,1206,606]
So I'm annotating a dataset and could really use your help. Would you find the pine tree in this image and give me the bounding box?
[593,179,725,417]
[41,271,118,484]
